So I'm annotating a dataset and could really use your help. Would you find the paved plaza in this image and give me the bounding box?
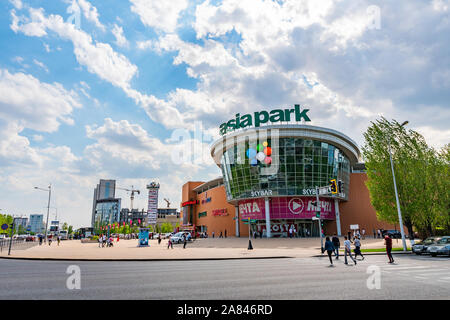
[0,237,412,260]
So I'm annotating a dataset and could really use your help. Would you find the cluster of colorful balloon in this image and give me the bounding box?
[246,141,272,166]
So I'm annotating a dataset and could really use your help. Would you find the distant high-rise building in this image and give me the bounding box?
[29,214,44,234]
[91,179,121,228]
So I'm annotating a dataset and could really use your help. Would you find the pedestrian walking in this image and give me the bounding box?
[343,236,357,265]
[39,234,43,245]
[117,234,120,242]
[183,233,187,249]
[224,230,227,238]
[293,226,297,238]
[384,234,394,263]
[362,228,366,240]
[158,233,161,245]
[48,234,52,246]
[324,237,335,266]
[219,231,223,238]
[212,231,215,238]
[353,236,364,260]
[102,234,106,247]
[167,236,173,249]
[57,235,61,246]
[332,234,340,259]
[98,235,103,248]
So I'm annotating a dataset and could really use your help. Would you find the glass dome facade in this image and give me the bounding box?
[220,137,351,201]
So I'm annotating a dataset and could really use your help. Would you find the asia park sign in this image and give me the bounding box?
[219,104,311,136]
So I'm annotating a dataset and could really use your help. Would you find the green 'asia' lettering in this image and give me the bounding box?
[219,104,311,135]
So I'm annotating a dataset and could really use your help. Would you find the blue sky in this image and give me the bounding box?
[0,0,449,228]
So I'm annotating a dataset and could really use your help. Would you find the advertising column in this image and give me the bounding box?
[146,182,160,226]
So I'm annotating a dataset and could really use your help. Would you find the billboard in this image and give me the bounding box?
[138,228,149,247]
[147,183,159,224]
[238,197,336,220]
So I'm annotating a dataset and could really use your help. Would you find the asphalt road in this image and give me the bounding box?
[0,254,449,300]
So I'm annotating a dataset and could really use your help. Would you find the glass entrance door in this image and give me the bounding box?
[298,221,319,237]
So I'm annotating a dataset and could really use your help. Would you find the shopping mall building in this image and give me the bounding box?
[181,106,400,238]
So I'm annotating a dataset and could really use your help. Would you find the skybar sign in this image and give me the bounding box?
[219,104,311,136]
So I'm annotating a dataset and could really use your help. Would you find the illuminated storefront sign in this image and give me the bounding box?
[219,104,311,135]
[182,200,199,207]
[212,209,228,216]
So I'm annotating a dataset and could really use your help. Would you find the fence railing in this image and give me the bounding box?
[0,238,39,253]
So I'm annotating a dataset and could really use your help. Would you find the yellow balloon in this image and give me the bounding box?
[263,141,268,147]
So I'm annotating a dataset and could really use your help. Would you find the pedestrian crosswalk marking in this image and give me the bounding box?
[382,266,427,271]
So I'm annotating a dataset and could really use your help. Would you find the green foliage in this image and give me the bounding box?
[0,214,13,234]
[62,222,68,231]
[363,118,449,237]
[160,222,174,233]
[68,225,73,234]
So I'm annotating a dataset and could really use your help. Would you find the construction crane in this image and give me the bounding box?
[164,198,171,208]
[117,185,140,209]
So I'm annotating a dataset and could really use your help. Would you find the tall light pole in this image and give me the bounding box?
[387,121,408,251]
[34,184,51,243]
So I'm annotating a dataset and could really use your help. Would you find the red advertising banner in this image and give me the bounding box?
[238,197,335,220]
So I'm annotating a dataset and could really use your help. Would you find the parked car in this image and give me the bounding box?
[382,230,402,239]
[25,235,35,242]
[170,232,185,244]
[412,237,442,255]
[427,236,450,257]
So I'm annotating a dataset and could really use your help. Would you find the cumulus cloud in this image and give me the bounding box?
[76,0,106,31]
[0,68,80,132]
[112,24,129,47]
[11,7,137,91]
[130,0,188,33]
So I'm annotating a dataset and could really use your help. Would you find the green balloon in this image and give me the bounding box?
[257,144,264,152]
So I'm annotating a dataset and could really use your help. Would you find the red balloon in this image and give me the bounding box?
[264,147,272,156]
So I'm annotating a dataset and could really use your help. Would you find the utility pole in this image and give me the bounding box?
[34,184,51,243]
[387,120,409,251]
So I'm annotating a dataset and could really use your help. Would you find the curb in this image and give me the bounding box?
[312,251,412,257]
[0,255,293,262]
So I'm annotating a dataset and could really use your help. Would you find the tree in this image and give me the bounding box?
[68,225,73,234]
[62,222,68,231]
[0,214,13,235]
[363,118,449,238]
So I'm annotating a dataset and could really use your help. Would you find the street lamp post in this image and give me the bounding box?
[34,184,51,243]
[387,121,408,251]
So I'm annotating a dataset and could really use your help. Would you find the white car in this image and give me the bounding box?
[427,236,450,257]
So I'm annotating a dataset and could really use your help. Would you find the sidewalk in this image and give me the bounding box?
[0,237,413,261]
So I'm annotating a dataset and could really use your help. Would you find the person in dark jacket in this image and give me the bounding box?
[332,234,340,259]
[324,237,335,266]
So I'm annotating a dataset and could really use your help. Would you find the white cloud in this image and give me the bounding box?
[11,7,138,91]
[76,0,106,30]
[33,59,49,73]
[130,0,188,33]
[112,24,129,47]
[9,0,23,10]
[0,68,80,132]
